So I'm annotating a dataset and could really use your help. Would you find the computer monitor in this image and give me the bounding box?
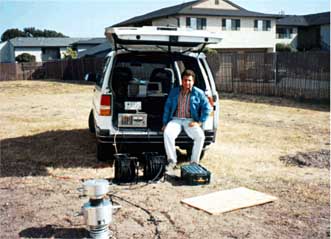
[128,83,147,97]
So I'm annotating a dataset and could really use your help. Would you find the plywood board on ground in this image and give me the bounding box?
[181,187,277,214]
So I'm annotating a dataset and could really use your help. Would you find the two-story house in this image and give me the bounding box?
[112,0,280,53]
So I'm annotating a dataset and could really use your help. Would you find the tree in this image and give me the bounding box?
[15,53,36,63]
[1,28,27,42]
[24,27,44,37]
[1,27,68,42]
[62,47,77,59]
[23,27,67,38]
[43,29,67,37]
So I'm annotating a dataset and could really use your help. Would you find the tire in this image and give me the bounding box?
[88,109,95,133]
[97,142,115,165]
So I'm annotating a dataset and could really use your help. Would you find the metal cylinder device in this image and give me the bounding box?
[81,179,115,239]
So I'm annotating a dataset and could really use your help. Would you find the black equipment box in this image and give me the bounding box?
[180,164,211,185]
[114,153,137,183]
[143,152,166,181]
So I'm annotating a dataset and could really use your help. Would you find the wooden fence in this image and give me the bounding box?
[0,52,329,100]
[206,52,330,100]
[0,57,104,81]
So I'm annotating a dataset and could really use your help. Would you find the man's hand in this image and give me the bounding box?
[161,125,166,132]
[189,121,202,127]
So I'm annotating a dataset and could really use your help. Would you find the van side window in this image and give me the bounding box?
[96,56,111,88]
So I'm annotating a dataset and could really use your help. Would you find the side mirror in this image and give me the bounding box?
[84,73,96,82]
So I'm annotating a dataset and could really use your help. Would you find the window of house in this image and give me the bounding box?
[276,27,293,39]
[186,17,191,28]
[41,47,60,61]
[254,20,271,31]
[215,0,219,4]
[186,17,206,30]
[222,18,240,31]
[197,18,207,30]
[222,19,226,29]
[263,20,271,31]
[177,18,180,27]
[232,19,240,30]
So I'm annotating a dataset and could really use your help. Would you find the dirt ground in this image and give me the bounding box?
[0,80,329,239]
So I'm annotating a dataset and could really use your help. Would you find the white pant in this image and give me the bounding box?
[163,118,205,164]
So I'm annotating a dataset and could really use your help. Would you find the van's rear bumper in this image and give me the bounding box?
[96,128,216,147]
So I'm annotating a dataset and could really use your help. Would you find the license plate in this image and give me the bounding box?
[124,101,142,111]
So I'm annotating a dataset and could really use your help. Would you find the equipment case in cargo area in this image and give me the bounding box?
[180,164,211,185]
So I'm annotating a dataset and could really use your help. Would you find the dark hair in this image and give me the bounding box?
[181,69,195,80]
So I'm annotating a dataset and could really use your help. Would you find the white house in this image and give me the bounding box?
[112,0,280,53]
[276,12,330,51]
[0,37,89,63]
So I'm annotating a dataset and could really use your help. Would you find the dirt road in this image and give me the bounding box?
[0,80,329,239]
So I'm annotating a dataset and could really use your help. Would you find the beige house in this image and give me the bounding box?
[112,0,280,53]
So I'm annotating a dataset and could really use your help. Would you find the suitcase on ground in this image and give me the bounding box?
[180,164,211,185]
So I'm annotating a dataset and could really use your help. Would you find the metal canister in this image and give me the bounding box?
[83,199,113,226]
[82,179,110,198]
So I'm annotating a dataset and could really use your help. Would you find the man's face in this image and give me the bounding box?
[182,75,194,91]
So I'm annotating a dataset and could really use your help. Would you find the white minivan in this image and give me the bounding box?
[87,27,222,162]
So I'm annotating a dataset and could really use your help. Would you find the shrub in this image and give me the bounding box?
[62,47,77,59]
[276,43,296,52]
[203,47,218,55]
[15,53,36,62]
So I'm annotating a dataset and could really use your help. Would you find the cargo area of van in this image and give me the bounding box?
[110,52,207,131]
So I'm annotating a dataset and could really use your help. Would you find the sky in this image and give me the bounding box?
[0,0,330,38]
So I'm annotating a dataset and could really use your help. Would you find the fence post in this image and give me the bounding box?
[71,59,74,81]
[21,63,25,80]
[60,60,63,80]
[274,52,277,84]
[81,58,84,81]
[231,53,235,92]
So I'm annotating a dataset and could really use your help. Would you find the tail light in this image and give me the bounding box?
[100,94,111,116]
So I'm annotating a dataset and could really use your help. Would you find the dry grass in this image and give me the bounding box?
[0,80,329,239]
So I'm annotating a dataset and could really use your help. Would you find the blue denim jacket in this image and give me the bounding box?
[163,86,212,125]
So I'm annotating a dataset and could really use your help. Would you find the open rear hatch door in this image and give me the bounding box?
[105,26,222,52]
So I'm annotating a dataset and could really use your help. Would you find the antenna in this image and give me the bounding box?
[279,10,285,15]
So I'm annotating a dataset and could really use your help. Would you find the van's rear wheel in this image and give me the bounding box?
[88,110,95,133]
[97,142,115,165]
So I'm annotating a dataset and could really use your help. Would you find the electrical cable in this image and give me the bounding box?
[148,164,165,183]
[110,194,162,239]
[114,155,137,183]
[113,130,119,154]
[145,155,166,183]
